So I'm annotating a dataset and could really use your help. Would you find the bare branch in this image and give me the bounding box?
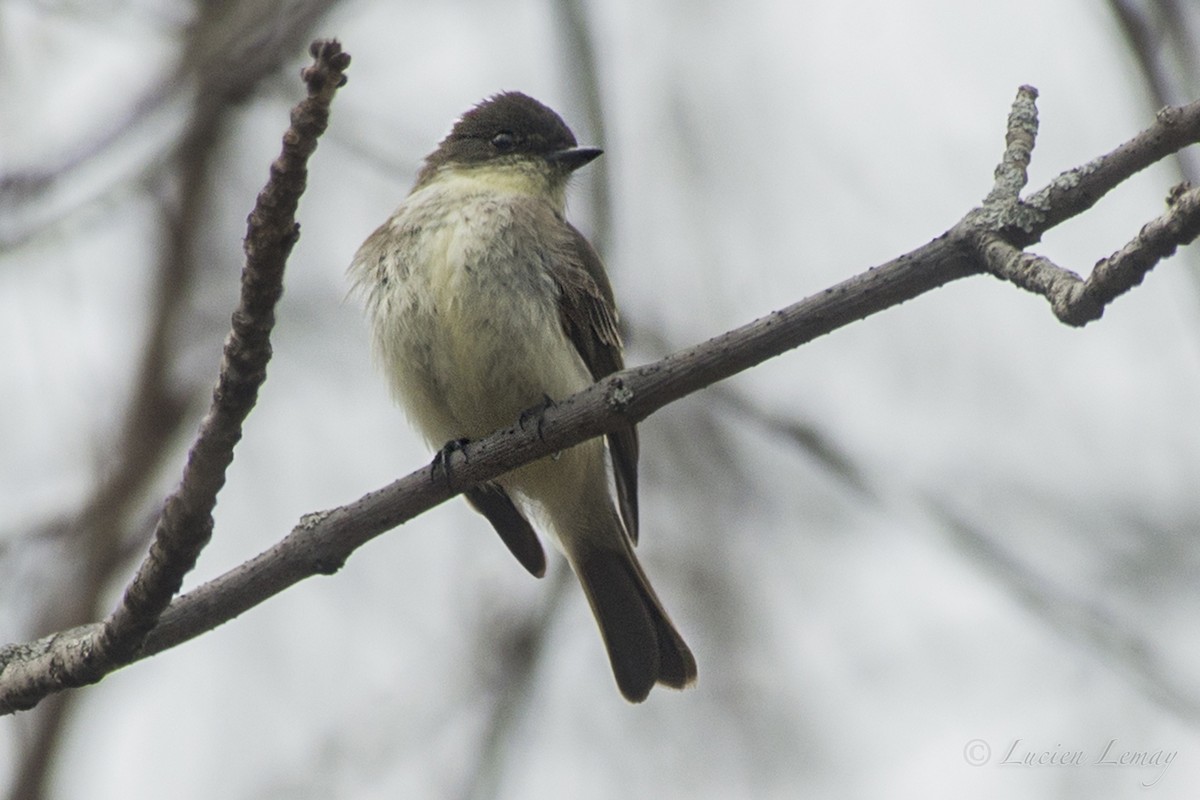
[930,497,1200,722]
[707,385,875,499]
[980,180,1200,325]
[1020,100,1200,235]
[965,89,1200,324]
[552,0,611,256]
[0,39,350,714]
[1091,181,1200,296]
[1107,1,1200,125]
[3,82,1199,716]
[6,17,348,800]
[461,569,572,800]
[99,39,351,662]
[974,235,1098,322]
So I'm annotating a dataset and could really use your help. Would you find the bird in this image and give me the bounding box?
[348,92,697,702]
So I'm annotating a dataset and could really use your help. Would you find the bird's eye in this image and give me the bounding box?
[491,131,517,152]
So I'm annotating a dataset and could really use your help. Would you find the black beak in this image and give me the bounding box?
[548,146,603,172]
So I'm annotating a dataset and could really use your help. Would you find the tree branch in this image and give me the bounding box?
[6,19,349,800]
[965,86,1200,324]
[3,82,1199,716]
[98,38,352,662]
[0,39,350,714]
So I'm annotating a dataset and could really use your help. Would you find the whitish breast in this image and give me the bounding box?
[373,181,591,442]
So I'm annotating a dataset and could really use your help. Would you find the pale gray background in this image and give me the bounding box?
[2,1,1199,798]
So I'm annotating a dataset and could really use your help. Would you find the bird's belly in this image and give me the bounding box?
[439,277,588,436]
[388,222,591,444]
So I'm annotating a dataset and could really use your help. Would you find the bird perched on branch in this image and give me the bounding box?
[349,92,697,702]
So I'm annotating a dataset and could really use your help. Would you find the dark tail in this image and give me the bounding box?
[573,543,697,703]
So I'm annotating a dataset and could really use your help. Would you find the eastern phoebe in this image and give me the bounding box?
[348,92,697,702]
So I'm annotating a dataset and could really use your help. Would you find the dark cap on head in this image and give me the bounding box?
[418,92,601,182]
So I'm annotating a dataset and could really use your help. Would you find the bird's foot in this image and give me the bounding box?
[518,394,556,440]
[431,437,471,489]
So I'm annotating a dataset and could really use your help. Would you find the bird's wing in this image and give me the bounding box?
[552,222,640,543]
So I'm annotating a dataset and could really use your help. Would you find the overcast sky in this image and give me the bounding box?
[3,1,1200,798]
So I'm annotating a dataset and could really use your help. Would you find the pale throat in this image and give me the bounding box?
[425,161,569,212]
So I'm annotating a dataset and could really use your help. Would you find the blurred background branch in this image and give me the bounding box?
[1107,0,1200,182]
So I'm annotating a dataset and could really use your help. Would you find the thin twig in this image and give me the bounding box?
[929,497,1200,722]
[985,84,1039,204]
[461,568,572,800]
[552,0,611,257]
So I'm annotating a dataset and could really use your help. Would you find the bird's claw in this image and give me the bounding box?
[518,394,556,440]
[432,437,471,489]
